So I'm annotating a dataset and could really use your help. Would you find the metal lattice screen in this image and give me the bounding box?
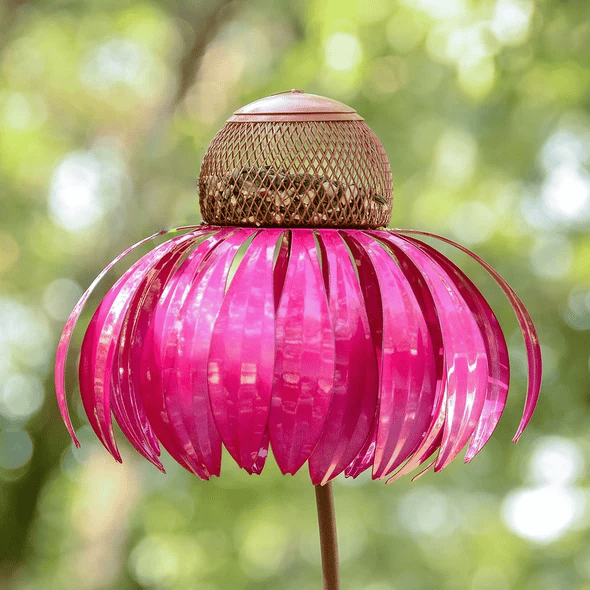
[199,120,393,228]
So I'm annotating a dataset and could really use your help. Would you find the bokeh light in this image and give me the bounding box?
[502,485,586,544]
[324,33,363,72]
[0,428,34,470]
[0,372,45,421]
[48,144,128,232]
[528,436,585,486]
[42,278,83,322]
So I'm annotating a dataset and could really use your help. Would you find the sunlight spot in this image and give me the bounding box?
[528,436,584,485]
[0,428,34,469]
[42,278,83,322]
[404,0,468,21]
[239,520,289,579]
[324,33,363,72]
[398,486,462,537]
[450,201,496,245]
[81,38,156,98]
[48,142,127,232]
[541,165,590,222]
[2,92,46,130]
[502,485,586,543]
[130,534,205,586]
[434,128,478,187]
[539,129,587,173]
[0,298,51,369]
[446,24,495,68]
[49,153,105,231]
[0,372,45,421]
[458,55,497,99]
[490,0,533,45]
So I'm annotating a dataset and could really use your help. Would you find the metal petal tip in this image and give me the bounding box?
[209,230,282,471]
[393,230,541,447]
[269,230,335,475]
[55,229,171,447]
[308,231,378,485]
[56,227,207,463]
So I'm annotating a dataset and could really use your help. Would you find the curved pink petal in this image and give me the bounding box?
[99,232,207,467]
[394,229,541,442]
[396,234,510,461]
[114,301,164,467]
[78,230,207,461]
[208,230,283,471]
[339,232,384,478]
[269,229,336,475]
[55,228,199,446]
[169,228,258,476]
[110,234,223,468]
[348,231,438,479]
[308,230,379,485]
[137,239,225,478]
[153,230,235,475]
[250,429,270,474]
[79,283,126,461]
[273,232,291,310]
[380,233,489,472]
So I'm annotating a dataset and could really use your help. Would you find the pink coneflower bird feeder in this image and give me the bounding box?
[55,91,541,589]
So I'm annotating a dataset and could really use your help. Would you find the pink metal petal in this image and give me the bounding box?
[111,235,225,469]
[269,229,336,475]
[394,229,541,442]
[397,234,510,461]
[208,230,283,471]
[387,399,446,483]
[379,233,489,472]
[249,429,270,475]
[348,231,438,479]
[171,228,258,476]
[54,228,196,446]
[137,243,222,478]
[308,230,379,485]
[350,241,446,483]
[92,231,206,467]
[115,302,164,467]
[79,285,125,461]
[339,232,384,478]
[157,230,235,477]
[273,232,290,310]
[78,230,206,460]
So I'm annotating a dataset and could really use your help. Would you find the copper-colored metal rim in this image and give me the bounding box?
[228,89,363,122]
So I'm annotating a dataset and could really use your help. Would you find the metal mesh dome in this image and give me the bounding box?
[198,90,393,228]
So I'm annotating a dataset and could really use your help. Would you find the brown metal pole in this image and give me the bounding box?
[314,482,341,590]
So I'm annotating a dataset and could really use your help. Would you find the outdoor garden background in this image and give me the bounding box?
[1,0,589,588]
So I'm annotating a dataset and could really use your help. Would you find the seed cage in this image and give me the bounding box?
[198,89,394,228]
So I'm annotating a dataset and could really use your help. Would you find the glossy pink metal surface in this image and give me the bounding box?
[55,226,542,483]
[270,230,336,475]
[308,231,378,485]
[208,230,281,472]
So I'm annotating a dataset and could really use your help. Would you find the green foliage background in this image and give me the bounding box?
[0,0,589,588]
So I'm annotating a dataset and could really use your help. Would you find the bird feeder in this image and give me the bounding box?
[56,91,541,590]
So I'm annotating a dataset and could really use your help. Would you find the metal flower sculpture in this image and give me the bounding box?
[55,91,541,589]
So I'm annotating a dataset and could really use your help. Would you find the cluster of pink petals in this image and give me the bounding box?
[55,226,541,485]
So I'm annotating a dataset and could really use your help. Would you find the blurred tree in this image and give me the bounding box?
[0,1,589,589]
